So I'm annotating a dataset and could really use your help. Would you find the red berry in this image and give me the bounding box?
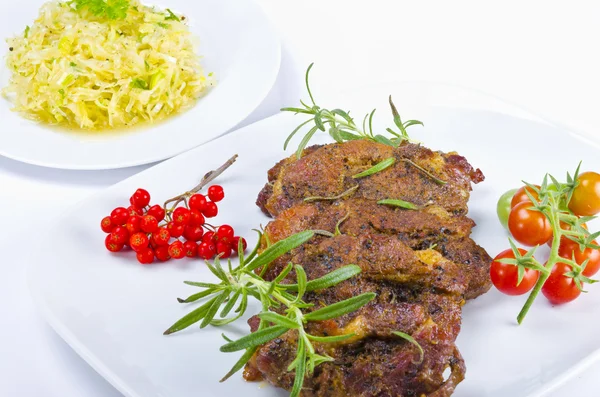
[173,207,191,225]
[125,216,141,234]
[202,231,216,243]
[101,216,114,233]
[147,205,165,222]
[105,235,124,252]
[152,227,171,246]
[129,232,149,252]
[109,226,129,245]
[183,241,198,257]
[168,241,185,259]
[140,215,159,233]
[167,222,184,238]
[217,225,234,241]
[203,201,218,218]
[155,245,171,261]
[136,247,154,264]
[208,185,225,202]
[131,188,151,209]
[126,205,144,217]
[183,225,204,242]
[110,207,129,225]
[198,242,216,259]
[232,236,247,252]
[189,194,208,212]
[189,209,205,227]
[216,241,232,259]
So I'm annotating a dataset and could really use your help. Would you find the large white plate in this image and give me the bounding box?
[27,83,600,397]
[0,0,280,170]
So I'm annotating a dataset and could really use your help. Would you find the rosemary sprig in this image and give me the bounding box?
[352,157,396,179]
[282,63,424,159]
[377,199,419,210]
[164,230,376,397]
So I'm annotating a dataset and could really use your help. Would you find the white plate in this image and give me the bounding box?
[27,82,600,397]
[0,0,280,170]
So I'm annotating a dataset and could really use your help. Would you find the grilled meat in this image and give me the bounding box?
[257,140,484,217]
[248,140,489,396]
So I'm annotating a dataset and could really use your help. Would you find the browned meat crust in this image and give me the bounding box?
[257,140,484,217]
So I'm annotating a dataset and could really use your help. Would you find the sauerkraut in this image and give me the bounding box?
[2,0,211,130]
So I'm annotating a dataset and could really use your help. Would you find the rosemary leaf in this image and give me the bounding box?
[220,289,241,318]
[245,230,315,272]
[163,295,219,334]
[304,292,376,321]
[290,339,307,397]
[258,312,301,329]
[352,157,395,179]
[285,264,362,292]
[200,290,230,328]
[392,331,424,364]
[220,326,288,353]
[377,199,419,210]
[219,346,258,382]
[295,265,308,301]
[304,185,359,202]
[295,125,319,159]
[306,333,356,343]
[177,288,218,303]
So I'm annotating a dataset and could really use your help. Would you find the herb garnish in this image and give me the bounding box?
[165,8,180,21]
[282,63,424,159]
[72,0,130,20]
[165,231,377,397]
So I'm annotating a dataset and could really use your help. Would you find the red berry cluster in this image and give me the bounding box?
[100,186,246,265]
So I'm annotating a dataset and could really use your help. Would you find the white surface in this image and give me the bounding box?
[25,85,600,397]
[3,1,600,396]
[0,0,280,169]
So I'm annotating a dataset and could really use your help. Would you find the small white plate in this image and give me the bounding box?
[0,0,280,170]
[27,82,600,397]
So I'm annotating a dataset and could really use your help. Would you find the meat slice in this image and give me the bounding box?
[257,140,484,217]
[262,199,492,300]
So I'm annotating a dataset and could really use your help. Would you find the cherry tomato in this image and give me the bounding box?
[508,201,552,246]
[189,209,205,227]
[208,185,225,202]
[152,227,171,246]
[497,189,517,229]
[546,222,588,247]
[125,216,141,234]
[167,222,184,238]
[168,241,185,259]
[511,185,540,208]
[569,172,600,216]
[490,248,539,295]
[559,239,600,277]
[147,205,165,222]
[130,188,151,209]
[173,207,191,225]
[140,215,159,233]
[183,241,198,258]
[105,235,124,252]
[155,246,171,262]
[129,232,149,252]
[203,201,218,218]
[136,247,155,265]
[101,216,114,233]
[110,207,129,226]
[542,261,581,304]
[189,194,208,212]
[109,226,129,246]
[198,242,216,259]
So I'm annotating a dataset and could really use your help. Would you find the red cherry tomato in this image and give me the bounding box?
[510,185,540,208]
[490,248,539,295]
[130,188,151,209]
[542,261,581,304]
[147,205,165,222]
[208,185,225,202]
[558,239,600,277]
[569,172,600,216]
[101,216,114,233]
[508,201,552,246]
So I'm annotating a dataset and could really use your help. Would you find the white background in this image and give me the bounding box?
[2,0,600,396]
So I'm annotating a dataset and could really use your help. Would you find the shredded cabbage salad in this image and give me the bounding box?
[2,0,211,130]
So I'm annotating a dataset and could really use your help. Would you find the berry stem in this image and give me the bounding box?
[163,154,238,211]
